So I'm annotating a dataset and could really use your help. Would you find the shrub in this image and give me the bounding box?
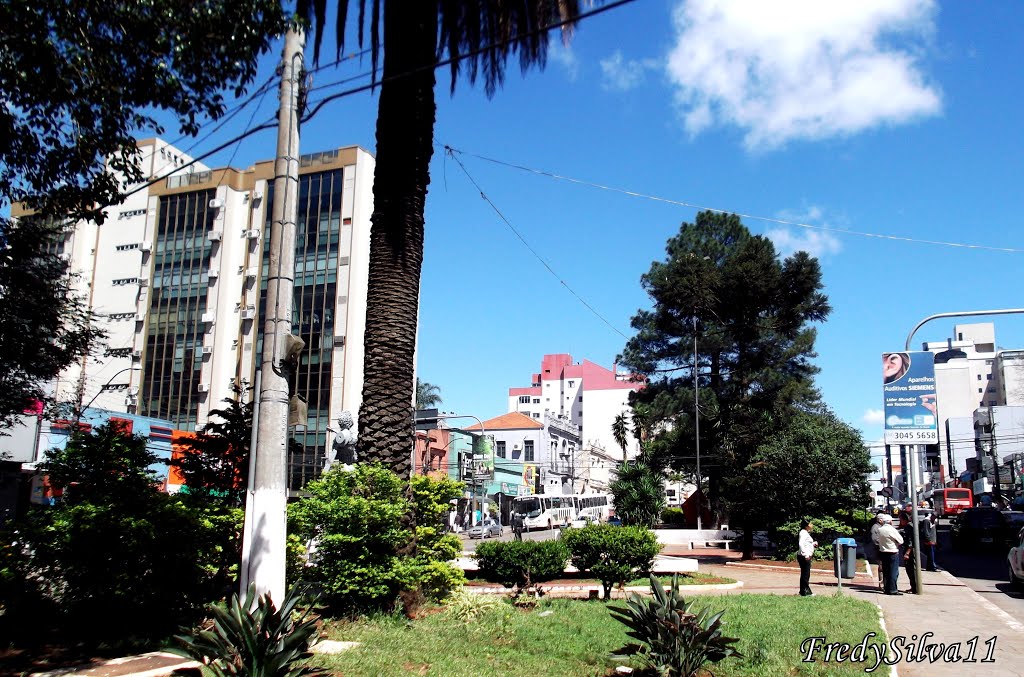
[473,540,569,592]
[610,574,742,677]
[610,459,666,528]
[561,524,661,600]
[170,583,323,676]
[774,515,853,561]
[287,464,464,614]
[661,507,686,526]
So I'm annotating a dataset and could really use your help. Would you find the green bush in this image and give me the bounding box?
[287,464,465,614]
[14,424,239,642]
[561,524,662,600]
[610,574,742,677]
[661,507,686,526]
[473,540,569,592]
[774,515,853,561]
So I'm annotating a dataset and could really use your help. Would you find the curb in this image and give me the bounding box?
[724,561,873,578]
[29,652,200,677]
[464,581,744,595]
[874,604,898,677]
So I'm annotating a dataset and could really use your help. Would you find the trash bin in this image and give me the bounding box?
[833,537,857,579]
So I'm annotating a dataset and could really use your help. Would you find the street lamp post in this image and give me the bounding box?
[81,366,142,415]
[694,316,703,531]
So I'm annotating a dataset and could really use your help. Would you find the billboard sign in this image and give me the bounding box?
[882,351,938,444]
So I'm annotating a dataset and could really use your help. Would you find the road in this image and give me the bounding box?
[456,526,559,552]
[934,520,1024,624]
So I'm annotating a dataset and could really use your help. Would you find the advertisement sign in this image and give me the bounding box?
[522,464,538,492]
[882,351,938,444]
[472,434,494,480]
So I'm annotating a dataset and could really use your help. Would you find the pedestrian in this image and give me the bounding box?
[455,512,464,533]
[875,513,904,595]
[919,512,940,571]
[797,520,818,596]
[869,513,886,590]
[512,513,524,541]
[899,512,919,594]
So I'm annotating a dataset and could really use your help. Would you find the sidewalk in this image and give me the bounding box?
[687,561,1024,676]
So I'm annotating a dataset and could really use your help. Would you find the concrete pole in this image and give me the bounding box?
[241,26,304,605]
[694,316,702,531]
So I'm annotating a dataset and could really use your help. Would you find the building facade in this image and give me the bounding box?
[507,353,644,463]
[17,139,375,492]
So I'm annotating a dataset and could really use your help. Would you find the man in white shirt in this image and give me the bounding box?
[798,520,818,596]
[875,514,904,595]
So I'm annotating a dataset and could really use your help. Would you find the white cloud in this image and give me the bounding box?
[666,0,942,149]
[765,206,842,258]
[863,409,885,425]
[549,44,579,81]
[600,50,659,91]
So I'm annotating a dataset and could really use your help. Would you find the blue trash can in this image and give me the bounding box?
[833,537,857,579]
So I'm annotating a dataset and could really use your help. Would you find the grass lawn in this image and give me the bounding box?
[313,593,886,676]
[625,572,737,586]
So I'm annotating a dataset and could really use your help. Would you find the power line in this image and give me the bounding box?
[443,146,1024,254]
[444,146,629,339]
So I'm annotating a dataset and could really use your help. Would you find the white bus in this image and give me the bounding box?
[511,493,611,529]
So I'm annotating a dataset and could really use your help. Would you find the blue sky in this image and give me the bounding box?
[157,0,1024,443]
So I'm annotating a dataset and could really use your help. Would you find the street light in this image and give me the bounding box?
[82,366,142,414]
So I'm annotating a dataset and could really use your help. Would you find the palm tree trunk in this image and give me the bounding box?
[357,2,438,482]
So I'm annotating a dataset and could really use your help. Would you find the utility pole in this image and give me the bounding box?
[241,26,305,605]
[694,315,702,531]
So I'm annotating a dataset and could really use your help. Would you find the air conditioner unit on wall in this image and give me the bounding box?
[140,241,152,252]
[197,383,210,393]
[201,312,215,324]
[202,345,214,355]
[241,307,256,321]
[243,229,261,240]
[513,443,522,451]
[207,230,222,242]
[132,349,142,359]
[209,198,223,209]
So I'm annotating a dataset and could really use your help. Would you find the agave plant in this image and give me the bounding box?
[170,583,323,676]
[609,574,741,677]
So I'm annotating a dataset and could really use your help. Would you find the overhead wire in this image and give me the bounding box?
[443,146,1024,254]
[444,146,629,339]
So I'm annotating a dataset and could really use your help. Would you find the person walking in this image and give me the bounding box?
[875,513,904,595]
[797,520,818,596]
[512,513,524,542]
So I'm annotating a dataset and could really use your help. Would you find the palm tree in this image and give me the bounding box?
[415,378,442,410]
[301,1,586,480]
[611,412,629,461]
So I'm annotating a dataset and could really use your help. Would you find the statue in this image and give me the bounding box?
[327,410,358,470]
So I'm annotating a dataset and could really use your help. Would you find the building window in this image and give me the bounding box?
[979,388,983,393]
[519,395,530,403]
[989,400,997,406]
[578,396,583,403]
[978,374,982,380]
[533,413,540,419]
[987,374,993,380]
[496,441,506,459]
[524,440,534,462]
[532,398,540,404]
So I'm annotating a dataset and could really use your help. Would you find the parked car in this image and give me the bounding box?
[568,514,598,529]
[951,507,1006,550]
[1007,526,1024,589]
[606,515,622,527]
[468,519,502,539]
[1001,511,1024,549]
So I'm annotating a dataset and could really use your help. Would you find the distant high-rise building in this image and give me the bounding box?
[16,139,375,491]
[507,353,644,462]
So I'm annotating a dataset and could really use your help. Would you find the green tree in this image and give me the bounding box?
[301,1,589,479]
[561,524,660,600]
[415,378,443,410]
[0,217,103,429]
[612,413,630,461]
[1,0,285,222]
[170,383,253,507]
[610,456,666,529]
[619,211,831,558]
[736,408,874,534]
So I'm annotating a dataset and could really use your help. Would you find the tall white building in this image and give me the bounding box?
[15,139,375,490]
[507,353,644,463]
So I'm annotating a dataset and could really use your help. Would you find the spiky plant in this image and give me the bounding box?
[170,583,323,676]
[609,574,741,677]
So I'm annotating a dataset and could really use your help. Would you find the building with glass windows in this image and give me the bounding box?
[25,139,375,492]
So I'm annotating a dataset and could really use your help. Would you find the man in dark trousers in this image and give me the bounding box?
[797,520,817,596]
[512,512,524,541]
[919,512,939,571]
